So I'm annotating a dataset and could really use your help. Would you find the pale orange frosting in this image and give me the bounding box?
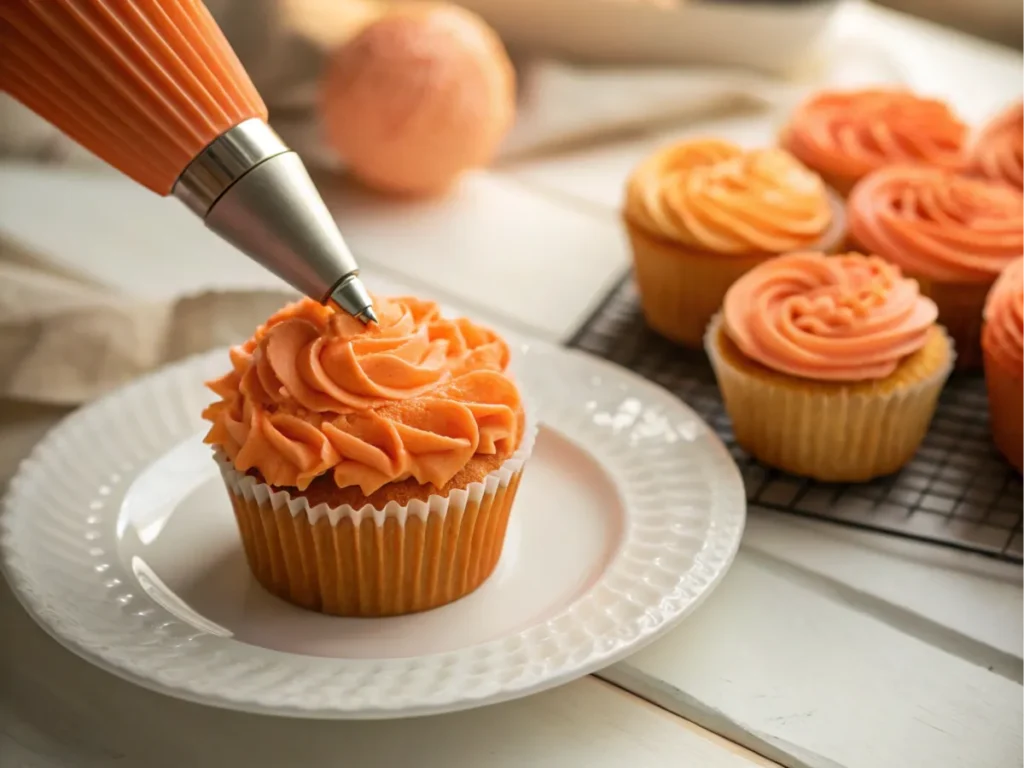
[970,101,1024,190]
[983,257,1023,378]
[202,297,522,494]
[723,252,939,381]
[848,165,1024,283]
[624,139,834,254]
[781,89,967,182]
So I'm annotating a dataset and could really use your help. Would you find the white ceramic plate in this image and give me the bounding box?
[0,341,745,718]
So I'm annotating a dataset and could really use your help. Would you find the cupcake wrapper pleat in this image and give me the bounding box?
[225,470,524,616]
[215,404,537,617]
[626,220,771,348]
[705,314,954,482]
[983,345,1024,473]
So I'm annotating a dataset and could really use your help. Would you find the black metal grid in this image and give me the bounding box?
[569,275,1024,562]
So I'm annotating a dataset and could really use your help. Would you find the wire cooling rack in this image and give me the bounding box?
[569,276,1024,562]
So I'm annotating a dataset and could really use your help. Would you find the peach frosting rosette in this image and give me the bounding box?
[622,138,845,347]
[780,88,967,196]
[982,257,1024,471]
[203,296,535,617]
[706,252,953,482]
[848,164,1024,368]
[969,101,1024,191]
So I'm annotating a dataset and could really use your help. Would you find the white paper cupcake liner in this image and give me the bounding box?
[215,400,536,526]
[212,398,537,616]
[704,313,955,482]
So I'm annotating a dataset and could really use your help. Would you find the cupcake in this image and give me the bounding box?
[968,101,1023,191]
[706,252,953,482]
[780,89,968,196]
[848,165,1024,368]
[623,139,845,348]
[982,257,1023,472]
[202,296,535,617]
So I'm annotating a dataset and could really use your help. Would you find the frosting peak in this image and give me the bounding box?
[723,252,939,381]
[848,165,1024,283]
[782,89,967,181]
[625,139,834,254]
[203,297,520,494]
[970,101,1024,190]
[983,257,1024,378]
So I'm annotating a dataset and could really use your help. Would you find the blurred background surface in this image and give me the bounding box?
[2,0,1021,164]
[878,0,1022,49]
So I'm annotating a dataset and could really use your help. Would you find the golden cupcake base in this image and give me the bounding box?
[625,217,770,348]
[983,346,1024,473]
[228,470,524,617]
[705,316,954,482]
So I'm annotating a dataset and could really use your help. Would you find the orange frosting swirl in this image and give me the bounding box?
[782,89,967,181]
[202,297,522,494]
[848,165,1024,283]
[723,252,939,381]
[624,139,834,254]
[970,101,1024,190]
[983,257,1023,378]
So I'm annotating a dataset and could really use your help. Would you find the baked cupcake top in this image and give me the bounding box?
[723,252,939,381]
[848,165,1024,283]
[969,101,1023,191]
[624,139,836,255]
[203,297,523,494]
[781,89,967,181]
[982,257,1023,377]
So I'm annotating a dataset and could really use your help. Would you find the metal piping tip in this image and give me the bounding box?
[356,305,379,325]
[330,273,376,325]
[175,120,373,325]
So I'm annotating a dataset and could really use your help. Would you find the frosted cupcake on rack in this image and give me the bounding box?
[706,251,953,482]
[780,89,968,196]
[202,296,535,617]
[623,139,845,348]
[981,257,1023,472]
[848,164,1024,368]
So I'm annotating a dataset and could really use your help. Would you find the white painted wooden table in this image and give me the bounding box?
[1,3,1022,767]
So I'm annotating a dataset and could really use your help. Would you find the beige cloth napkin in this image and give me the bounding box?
[0,236,295,406]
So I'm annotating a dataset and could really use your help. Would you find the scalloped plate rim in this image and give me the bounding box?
[0,340,746,719]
